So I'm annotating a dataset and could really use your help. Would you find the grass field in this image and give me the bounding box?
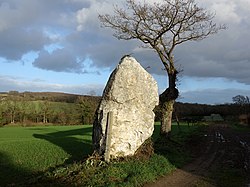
[0,123,201,186]
[0,125,92,185]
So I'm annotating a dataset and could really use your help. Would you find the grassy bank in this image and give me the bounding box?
[0,123,202,186]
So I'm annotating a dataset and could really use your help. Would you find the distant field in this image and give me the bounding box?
[0,125,92,185]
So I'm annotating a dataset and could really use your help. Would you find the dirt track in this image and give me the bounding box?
[144,124,250,187]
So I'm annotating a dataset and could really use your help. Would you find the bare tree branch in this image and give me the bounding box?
[99,0,225,74]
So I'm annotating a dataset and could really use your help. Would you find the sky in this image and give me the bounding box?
[0,0,250,104]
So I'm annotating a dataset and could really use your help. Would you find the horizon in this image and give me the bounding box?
[0,90,244,106]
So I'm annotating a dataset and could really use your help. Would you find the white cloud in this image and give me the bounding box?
[212,2,241,23]
[76,1,114,32]
[0,75,104,95]
[236,0,250,14]
[202,0,250,24]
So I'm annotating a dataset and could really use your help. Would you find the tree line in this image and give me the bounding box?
[0,92,248,126]
[0,92,100,126]
[154,95,250,123]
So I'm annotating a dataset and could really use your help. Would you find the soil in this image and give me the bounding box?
[144,123,250,187]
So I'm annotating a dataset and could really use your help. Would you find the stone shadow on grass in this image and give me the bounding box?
[33,126,93,163]
[0,150,75,187]
[0,151,34,186]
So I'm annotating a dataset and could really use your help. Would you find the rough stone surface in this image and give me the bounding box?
[92,56,159,158]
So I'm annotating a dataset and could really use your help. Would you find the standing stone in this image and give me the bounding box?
[92,56,159,158]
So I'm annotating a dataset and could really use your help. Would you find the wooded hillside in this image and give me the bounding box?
[0,91,100,126]
[0,91,248,126]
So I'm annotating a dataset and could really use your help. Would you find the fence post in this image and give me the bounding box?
[104,111,113,162]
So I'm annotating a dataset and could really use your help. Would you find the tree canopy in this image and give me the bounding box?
[232,95,250,105]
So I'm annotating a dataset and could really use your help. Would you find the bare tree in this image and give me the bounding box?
[233,95,250,114]
[233,95,250,106]
[99,0,225,137]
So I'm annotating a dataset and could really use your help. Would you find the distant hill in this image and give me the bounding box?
[0,91,101,103]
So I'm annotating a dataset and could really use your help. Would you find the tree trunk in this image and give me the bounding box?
[160,100,175,137]
[11,111,15,124]
[159,70,179,138]
[43,112,47,123]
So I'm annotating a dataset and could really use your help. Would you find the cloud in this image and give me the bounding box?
[76,0,115,32]
[0,0,88,61]
[0,75,104,95]
[211,1,241,23]
[0,28,50,60]
[172,0,250,85]
[72,0,250,87]
[179,88,250,104]
[0,0,250,88]
[33,49,84,73]
[175,25,250,85]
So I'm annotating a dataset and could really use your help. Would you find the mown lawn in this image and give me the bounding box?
[0,123,202,187]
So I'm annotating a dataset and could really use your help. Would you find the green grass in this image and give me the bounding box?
[0,125,92,186]
[154,122,205,168]
[0,122,202,187]
[84,154,175,187]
